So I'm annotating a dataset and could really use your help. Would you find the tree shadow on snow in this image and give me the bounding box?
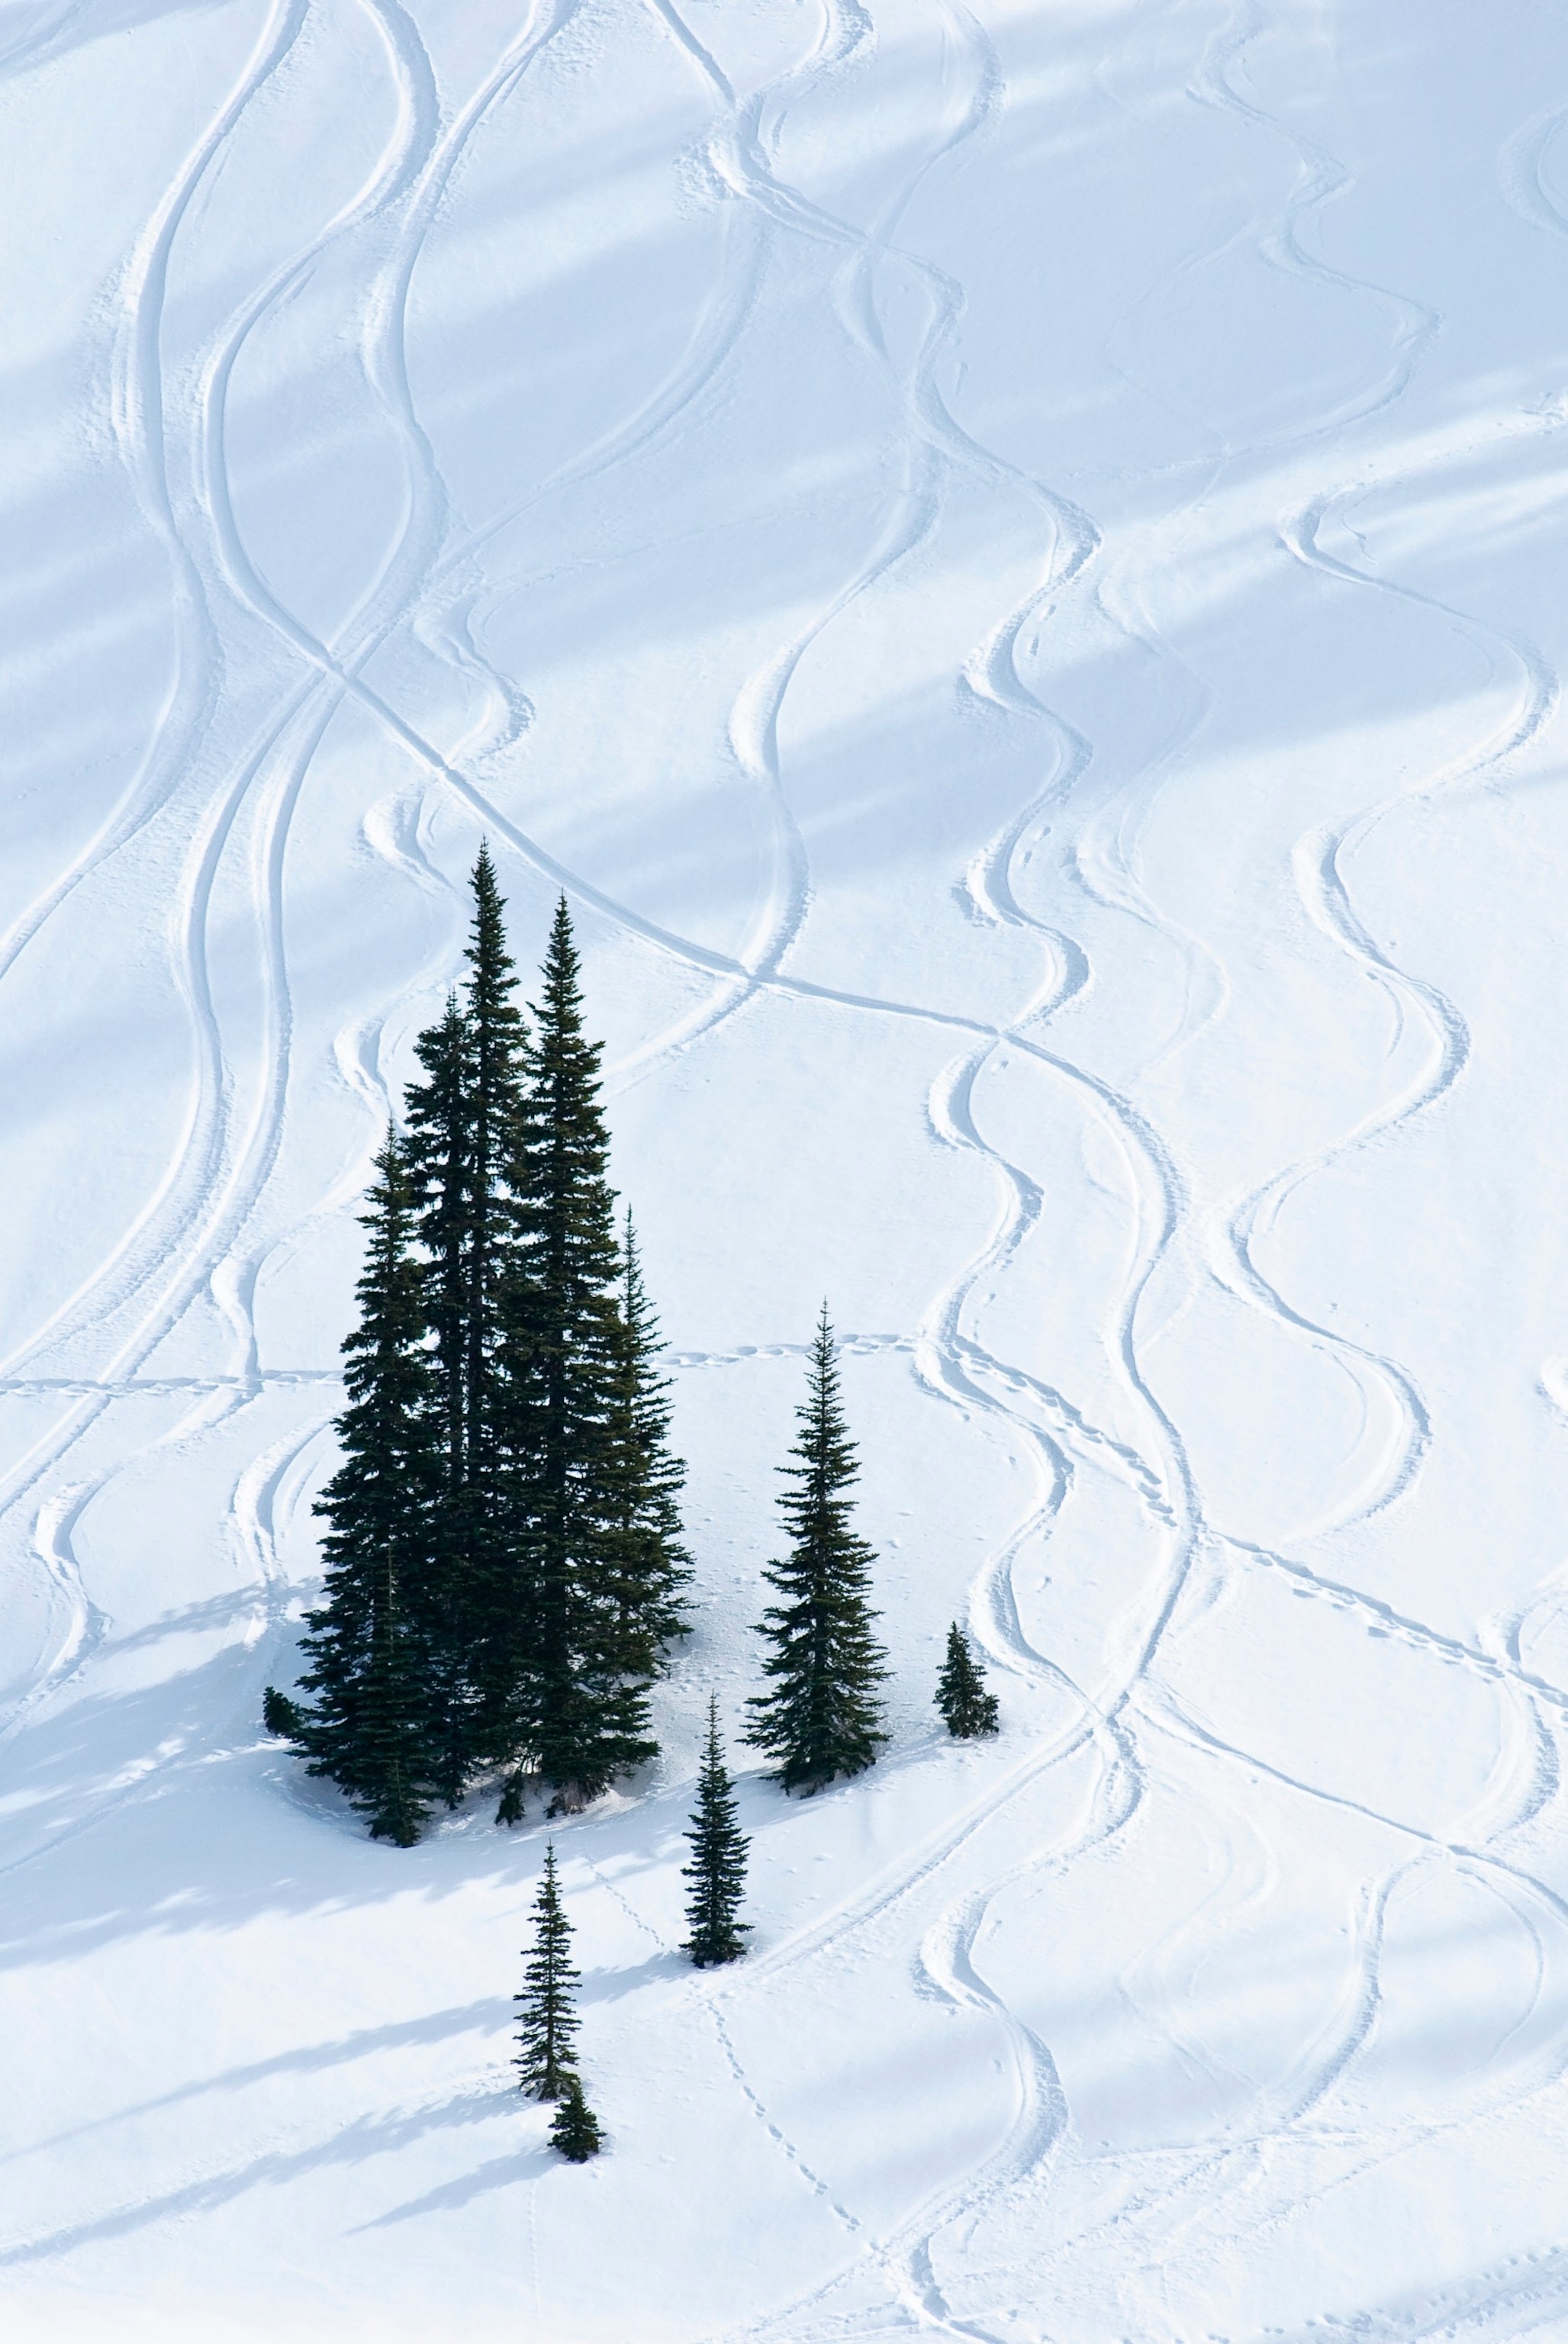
[0,2082,536,2268]
[346,2145,558,2231]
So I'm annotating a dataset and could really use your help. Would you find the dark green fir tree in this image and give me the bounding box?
[549,2073,604,2162]
[401,989,479,1804]
[506,897,656,1809]
[935,1622,1000,1739]
[262,1684,303,1737]
[402,845,531,1804]
[268,1139,441,1843]
[514,1843,581,2099]
[682,1696,750,1965]
[745,1306,889,1794]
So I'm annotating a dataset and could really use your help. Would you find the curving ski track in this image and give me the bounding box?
[3,0,1568,2335]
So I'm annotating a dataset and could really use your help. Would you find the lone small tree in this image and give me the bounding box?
[935,1622,1000,1739]
[549,2073,604,2162]
[745,1306,889,1793]
[514,1843,580,2099]
[682,1697,750,1965]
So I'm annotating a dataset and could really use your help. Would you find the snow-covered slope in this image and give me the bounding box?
[7,0,1568,2334]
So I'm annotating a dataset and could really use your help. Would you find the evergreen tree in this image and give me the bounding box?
[402,845,532,1802]
[269,1140,442,1840]
[451,845,535,1774]
[462,844,530,1424]
[514,1842,581,2099]
[504,898,655,1808]
[549,2073,604,2162]
[401,991,480,1804]
[745,1306,889,1794]
[600,1214,691,1679]
[262,1685,304,1737]
[275,861,687,1839]
[682,1696,750,1965]
[935,1622,1000,1740]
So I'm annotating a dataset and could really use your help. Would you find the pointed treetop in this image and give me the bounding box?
[935,1622,1000,1740]
[514,1840,581,2100]
[535,895,587,1022]
[782,1303,862,1489]
[464,842,522,1022]
[681,1693,751,1966]
[746,1303,887,1793]
[810,1300,845,1396]
[526,893,606,1107]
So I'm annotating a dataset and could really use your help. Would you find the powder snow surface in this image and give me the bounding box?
[4,1,1568,2337]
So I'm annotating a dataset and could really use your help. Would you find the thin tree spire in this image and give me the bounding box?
[514,1843,581,2100]
[506,897,657,1808]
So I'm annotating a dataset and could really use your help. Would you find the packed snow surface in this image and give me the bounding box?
[5,0,1568,2336]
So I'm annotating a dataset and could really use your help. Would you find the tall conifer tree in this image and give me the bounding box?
[402,846,531,1801]
[268,1140,441,1840]
[460,843,528,1482]
[401,993,476,1804]
[275,863,689,1839]
[745,1307,889,1793]
[682,1697,750,1964]
[514,1843,581,2099]
[505,898,655,1808]
[453,846,532,1769]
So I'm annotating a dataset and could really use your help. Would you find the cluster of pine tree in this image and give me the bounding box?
[510,1642,993,2165]
[266,852,1005,1874]
[265,851,690,1842]
[257,852,1015,2167]
[508,1724,751,2169]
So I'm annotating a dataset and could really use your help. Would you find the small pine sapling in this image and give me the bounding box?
[549,2073,604,2162]
[681,1696,751,1966]
[514,1843,581,2099]
[262,1685,304,1738]
[935,1622,1000,1740]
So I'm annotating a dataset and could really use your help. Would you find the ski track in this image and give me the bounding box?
[4,1,1568,2331]
[0,0,581,1763]
[0,0,320,1755]
[0,0,311,1379]
[1042,0,1568,2305]
[0,0,457,1787]
[1140,1676,1568,2063]
[1128,24,1568,2281]
[418,2,1568,2329]
[625,11,1225,2330]
[836,0,1568,2325]
[1187,0,1551,1552]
